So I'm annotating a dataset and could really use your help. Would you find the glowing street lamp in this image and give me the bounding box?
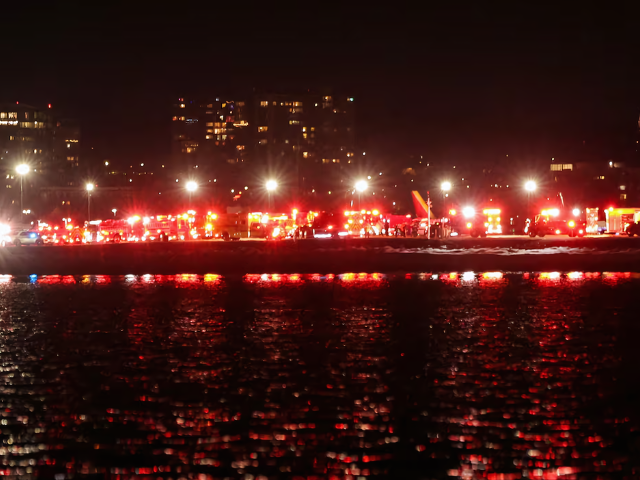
[440,181,452,217]
[186,181,198,192]
[355,180,368,208]
[16,164,30,219]
[266,180,277,191]
[86,183,95,221]
[265,180,277,210]
[524,180,536,216]
[112,208,117,217]
[355,180,368,192]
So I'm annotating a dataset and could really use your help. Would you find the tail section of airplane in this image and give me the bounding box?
[411,191,434,219]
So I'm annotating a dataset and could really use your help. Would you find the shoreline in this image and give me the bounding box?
[1,237,640,274]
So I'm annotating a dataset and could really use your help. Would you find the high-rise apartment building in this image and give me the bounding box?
[0,103,55,172]
[170,92,356,191]
[0,103,81,216]
[170,97,250,171]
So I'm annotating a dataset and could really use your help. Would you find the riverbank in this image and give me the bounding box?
[2,236,640,274]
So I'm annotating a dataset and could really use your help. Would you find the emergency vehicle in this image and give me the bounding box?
[526,208,585,237]
[604,207,640,234]
[83,217,146,243]
[342,209,385,236]
[38,223,69,244]
[458,207,502,237]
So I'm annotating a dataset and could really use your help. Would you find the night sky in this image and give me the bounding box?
[4,3,639,167]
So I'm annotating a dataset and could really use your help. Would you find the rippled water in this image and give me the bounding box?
[1,272,640,479]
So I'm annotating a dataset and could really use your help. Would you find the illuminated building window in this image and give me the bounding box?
[260,101,268,107]
[237,101,245,106]
[8,112,17,119]
[620,185,626,190]
[172,116,178,121]
[333,159,340,163]
[206,122,213,127]
[621,194,627,200]
[221,103,226,108]
[205,135,212,140]
[290,107,303,113]
[302,127,306,132]
[24,112,29,119]
[323,96,331,101]
[179,116,185,121]
[550,164,562,171]
[562,164,573,170]
[19,122,33,129]
[180,104,185,108]
[207,104,213,108]
[9,136,14,140]
[293,101,303,107]
[302,133,307,139]
[0,112,5,118]
[303,152,308,158]
[310,127,315,131]
[236,145,245,150]
[258,139,267,145]
[66,156,75,161]
[289,120,300,124]
[213,128,226,134]
[258,126,268,132]
[595,175,605,180]
[207,129,213,133]
[322,159,330,164]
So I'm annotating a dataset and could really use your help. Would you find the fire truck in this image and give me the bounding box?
[342,209,384,236]
[604,207,640,234]
[526,208,585,237]
[458,207,502,237]
[83,218,146,243]
[38,223,69,244]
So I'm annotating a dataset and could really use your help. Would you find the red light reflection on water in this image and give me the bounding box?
[602,272,631,284]
[0,272,638,477]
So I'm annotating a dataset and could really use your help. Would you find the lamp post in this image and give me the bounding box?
[16,164,29,220]
[355,180,367,209]
[86,183,94,222]
[266,180,277,210]
[112,208,117,218]
[186,181,198,208]
[524,180,536,216]
[440,181,451,218]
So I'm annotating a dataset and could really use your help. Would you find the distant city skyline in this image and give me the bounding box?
[3,3,639,169]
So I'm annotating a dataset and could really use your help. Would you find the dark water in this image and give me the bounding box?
[2,272,640,479]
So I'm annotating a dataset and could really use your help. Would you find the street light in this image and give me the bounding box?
[16,164,30,219]
[266,180,277,210]
[185,181,198,208]
[441,181,451,217]
[355,180,368,209]
[266,180,277,191]
[86,183,94,222]
[112,208,117,218]
[524,180,536,218]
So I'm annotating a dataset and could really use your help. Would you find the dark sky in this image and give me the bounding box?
[4,3,640,166]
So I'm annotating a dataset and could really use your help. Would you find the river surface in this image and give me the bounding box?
[1,272,640,479]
